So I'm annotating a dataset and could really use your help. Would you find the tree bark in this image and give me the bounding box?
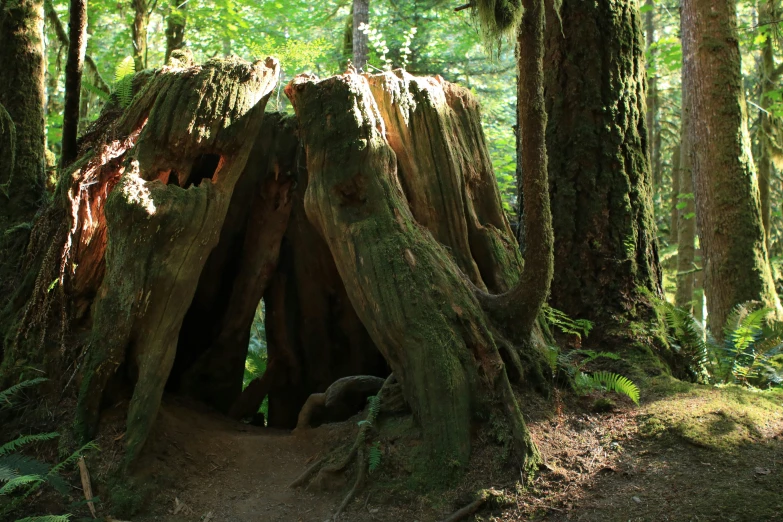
[644,0,660,187]
[544,0,662,338]
[352,0,369,71]
[669,139,680,243]
[758,0,778,254]
[488,0,552,339]
[131,0,149,71]
[286,70,542,471]
[682,0,781,335]
[60,0,88,167]
[0,0,46,226]
[164,0,186,64]
[675,95,696,311]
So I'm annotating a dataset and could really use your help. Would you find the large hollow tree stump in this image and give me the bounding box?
[74,58,280,463]
[286,71,541,470]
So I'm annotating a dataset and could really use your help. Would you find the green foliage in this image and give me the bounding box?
[112,56,135,108]
[368,441,382,474]
[654,299,783,387]
[576,371,640,405]
[0,381,96,520]
[242,300,268,420]
[0,378,47,409]
[16,516,71,522]
[543,305,594,339]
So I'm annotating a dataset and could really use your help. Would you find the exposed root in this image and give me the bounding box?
[440,488,505,522]
[333,446,366,521]
[291,374,397,518]
[287,456,325,489]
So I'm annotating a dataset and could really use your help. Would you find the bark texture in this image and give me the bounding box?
[164,0,186,64]
[351,0,369,71]
[286,71,541,470]
[0,0,46,226]
[543,0,661,333]
[675,97,696,311]
[65,58,280,463]
[131,0,149,70]
[682,0,781,334]
[60,0,88,167]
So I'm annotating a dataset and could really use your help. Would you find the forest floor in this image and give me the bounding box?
[89,376,783,522]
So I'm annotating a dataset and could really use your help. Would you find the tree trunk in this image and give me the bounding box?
[644,0,660,187]
[758,0,778,255]
[286,70,542,471]
[544,0,662,339]
[352,0,369,71]
[0,0,46,227]
[682,0,781,335]
[675,96,696,311]
[131,0,149,71]
[60,0,88,167]
[669,140,680,243]
[164,0,186,64]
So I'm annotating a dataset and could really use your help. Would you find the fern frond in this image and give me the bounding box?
[48,441,98,477]
[0,378,47,409]
[0,433,58,457]
[0,464,19,483]
[368,442,381,474]
[582,371,640,405]
[0,453,51,480]
[0,474,44,494]
[112,57,136,108]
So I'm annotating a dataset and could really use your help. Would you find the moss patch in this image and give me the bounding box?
[640,377,783,450]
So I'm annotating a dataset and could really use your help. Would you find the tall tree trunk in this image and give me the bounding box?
[758,0,778,254]
[644,0,660,187]
[675,95,696,311]
[0,0,46,227]
[670,140,681,243]
[544,0,662,341]
[60,0,88,167]
[352,0,369,71]
[682,0,781,335]
[491,0,552,337]
[131,0,148,70]
[164,0,186,64]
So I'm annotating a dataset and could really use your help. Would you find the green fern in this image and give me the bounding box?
[368,442,381,474]
[577,371,640,405]
[0,474,44,495]
[543,305,594,339]
[112,56,136,108]
[0,378,47,409]
[0,433,59,457]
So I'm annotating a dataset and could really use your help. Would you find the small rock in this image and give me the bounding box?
[755,467,772,475]
[632,496,641,504]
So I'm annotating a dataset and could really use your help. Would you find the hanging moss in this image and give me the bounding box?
[473,0,524,40]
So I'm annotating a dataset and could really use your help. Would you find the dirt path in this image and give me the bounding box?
[131,398,354,522]
[124,384,783,522]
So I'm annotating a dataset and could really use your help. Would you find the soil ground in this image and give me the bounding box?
[102,378,783,522]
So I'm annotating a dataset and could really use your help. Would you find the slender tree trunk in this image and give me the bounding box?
[670,140,681,243]
[544,0,662,340]
[675,96,696,311]
[491,0,552,338]
[351,0,369,71]
[131,0,148,71]
[682,0,781,335]
[758,0,778,254]
[60,0,88,167]
[164,0,186,64]
[644,0,660,187]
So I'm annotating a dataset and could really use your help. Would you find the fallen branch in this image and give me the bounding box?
[77,456,97,518]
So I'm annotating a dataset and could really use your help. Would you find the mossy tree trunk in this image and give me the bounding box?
[351,0,369,71]
[164,0,186,64]
[682,0,781,335]
[543,0,662,340]
[131,0,149,70]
